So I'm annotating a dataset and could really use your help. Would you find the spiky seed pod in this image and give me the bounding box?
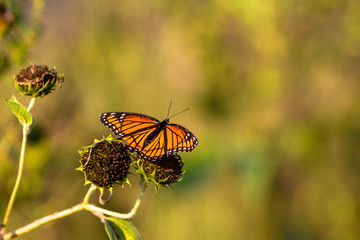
[136,154,185,189]
[77,135,132,191]
[13,64,64,97]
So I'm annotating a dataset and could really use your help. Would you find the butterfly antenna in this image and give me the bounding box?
[167,100,173,118]
[168,107,190,119]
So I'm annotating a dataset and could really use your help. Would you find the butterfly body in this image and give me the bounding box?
[142,119,169,148]
[100,112,198,161]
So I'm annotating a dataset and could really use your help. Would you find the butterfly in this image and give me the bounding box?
[99,109,198,161]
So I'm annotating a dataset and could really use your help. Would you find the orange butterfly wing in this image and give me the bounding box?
[100,112,159,152]
[100,112,198,161]
[139,129,167,160]
[139,124,198,160]
[166,124,198,153]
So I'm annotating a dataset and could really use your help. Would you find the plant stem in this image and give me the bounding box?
[1,182,148,239]
[85,204,131,219]
[86,181,149,219]
[27,97,36,112]
[3,184,96,239]
[126,181,148,218]
[3,204,85,240]
[1,124,30,235]
[83,184,97,204]
[1,98,36,235]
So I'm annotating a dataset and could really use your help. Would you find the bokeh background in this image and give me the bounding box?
[1,0,360,239]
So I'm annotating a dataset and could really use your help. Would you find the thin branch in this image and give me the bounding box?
[3,185,97,239]
[86,182,149,219]
[85,205,132,219]
[1,124,30,235]
[83,184,97,205]
[3,204,85,240]
[27,97,36,112]
[1,98,36,235]
[126,181,148,218]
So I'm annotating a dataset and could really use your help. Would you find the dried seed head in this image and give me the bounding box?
[136,154,185,188]
[78,136,132,189]
[13,64,64,97]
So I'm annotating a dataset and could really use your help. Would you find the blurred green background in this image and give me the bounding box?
[1,0,360,239]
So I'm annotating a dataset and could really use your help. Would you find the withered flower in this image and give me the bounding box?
[78,136,132,191]
[136,154,185,189]
[13,64,64,97]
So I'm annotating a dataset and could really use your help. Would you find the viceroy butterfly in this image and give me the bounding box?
[99,110,198,161]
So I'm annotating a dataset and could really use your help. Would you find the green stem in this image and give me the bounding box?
[1,98,36,235]
[27,97,36,112]
[126,181,148,218]
[1,124,30,235]
[1,182,148,239]
[3,185,95,239]
[3,204,85,240]
[85,204,131,219]
[86,182,149,219]
[83,184,97,205]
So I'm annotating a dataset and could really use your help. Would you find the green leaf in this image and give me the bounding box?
[104,217,140,240]
[5,96,33,125]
